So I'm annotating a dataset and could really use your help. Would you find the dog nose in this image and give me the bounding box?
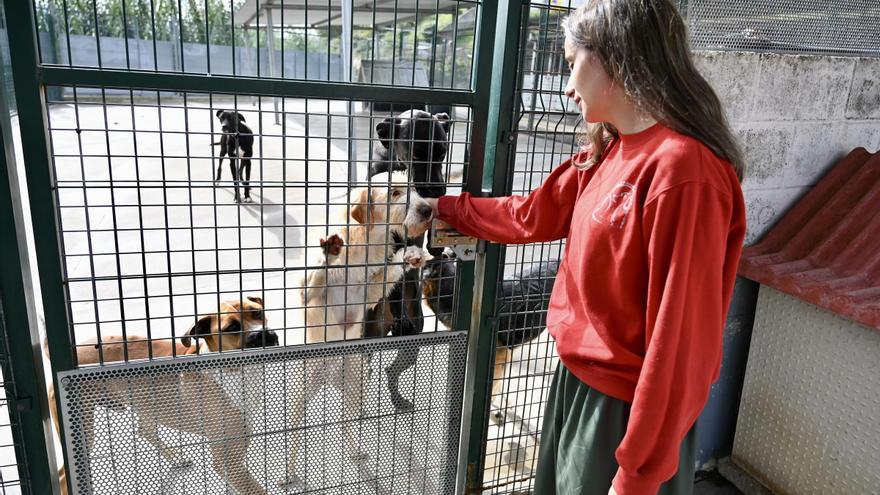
[416,185,446,198]
[245,329,279,348]
[418,204,433,219]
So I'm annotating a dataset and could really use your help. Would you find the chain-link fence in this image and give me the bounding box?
[687,0,880,56]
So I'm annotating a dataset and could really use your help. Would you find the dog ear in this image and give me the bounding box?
[236,112,246,122]
[349,187,372,225]
[181,315,213,348]
[434,112,451,133]
[246,295,263,306]
[376,117,401,149]
[215,109,223,118]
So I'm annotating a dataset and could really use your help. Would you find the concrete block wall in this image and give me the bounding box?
[694,51,880,244]
[691,51,880,467]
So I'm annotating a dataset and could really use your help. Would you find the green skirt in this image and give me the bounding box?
[533,363,697,495]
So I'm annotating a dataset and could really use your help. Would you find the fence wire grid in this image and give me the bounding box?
[687,0,880,56]
[34,0,481,90]
[478,2,578,492]
[47,87,469,363]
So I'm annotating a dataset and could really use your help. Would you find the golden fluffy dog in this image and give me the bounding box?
[280,172,434,490]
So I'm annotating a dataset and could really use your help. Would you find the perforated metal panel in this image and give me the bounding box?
[733,287,880,495]
[58,332,466,494]
[688,0,880,56]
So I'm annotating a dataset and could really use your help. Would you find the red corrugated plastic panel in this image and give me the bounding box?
[739,147,880,330]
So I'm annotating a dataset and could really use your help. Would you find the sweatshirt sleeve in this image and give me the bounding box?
[436,156,583,244]
[612,182,735,495]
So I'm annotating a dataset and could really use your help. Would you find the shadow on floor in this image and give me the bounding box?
[695,471,745,495]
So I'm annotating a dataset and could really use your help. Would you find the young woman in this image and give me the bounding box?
[424,1,746,494]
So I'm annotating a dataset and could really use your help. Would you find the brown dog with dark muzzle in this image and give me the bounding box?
[48,296,277,495]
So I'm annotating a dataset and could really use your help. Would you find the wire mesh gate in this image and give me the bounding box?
[59,333,467,493]
[4,0,506,492]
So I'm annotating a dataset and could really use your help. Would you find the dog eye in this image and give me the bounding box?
[391,189,403,199]
[224,321,241,333]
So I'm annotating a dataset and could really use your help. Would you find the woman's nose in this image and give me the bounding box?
[564,80,575,99]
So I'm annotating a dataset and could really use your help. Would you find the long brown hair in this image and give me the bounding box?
[564,0,743,180]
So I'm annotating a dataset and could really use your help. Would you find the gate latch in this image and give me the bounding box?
[429,219,479,260]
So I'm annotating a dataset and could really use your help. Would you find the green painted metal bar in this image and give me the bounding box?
[451,0,497,492]
[4,2,77,491]
[5,0,75,371]
[39,66,477,106]
[0,42,62,495]
[456,0,527,492]
[482,2,525,197]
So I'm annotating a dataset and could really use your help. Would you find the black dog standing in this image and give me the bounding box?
[365,109,451,411]
[213,110,255,203]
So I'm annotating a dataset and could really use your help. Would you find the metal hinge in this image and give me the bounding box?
[500,130,516,144]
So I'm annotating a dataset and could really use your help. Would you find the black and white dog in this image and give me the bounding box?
[370,109,450,199]
[364,109,452,411]
[213,110,255,203]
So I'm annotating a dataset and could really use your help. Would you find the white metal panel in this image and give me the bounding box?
[733,287,880,495]
[59,333,467,494]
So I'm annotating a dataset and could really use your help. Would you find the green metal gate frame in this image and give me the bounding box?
[0,0,526,493]
[0,36,62,495]
[458,0,526,491]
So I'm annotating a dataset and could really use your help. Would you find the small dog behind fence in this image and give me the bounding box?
[365,109,453,412]
[48,297,278,495]
[281,171,435,490]
[212,109,255,204]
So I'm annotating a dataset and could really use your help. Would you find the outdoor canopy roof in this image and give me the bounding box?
[234,0,465,28]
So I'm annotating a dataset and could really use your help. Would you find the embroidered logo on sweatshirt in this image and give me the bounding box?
[592,181,635,229]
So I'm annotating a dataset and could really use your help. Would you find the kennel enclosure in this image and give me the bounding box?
[1,0,880,494]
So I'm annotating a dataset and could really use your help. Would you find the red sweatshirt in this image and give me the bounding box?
[437,124,746,494]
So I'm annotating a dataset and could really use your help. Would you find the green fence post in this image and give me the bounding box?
[0,119,62,495]
[3,0,76,371]
[456,0,527,492]
[4,1,76,492]
[0,8,61,493]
